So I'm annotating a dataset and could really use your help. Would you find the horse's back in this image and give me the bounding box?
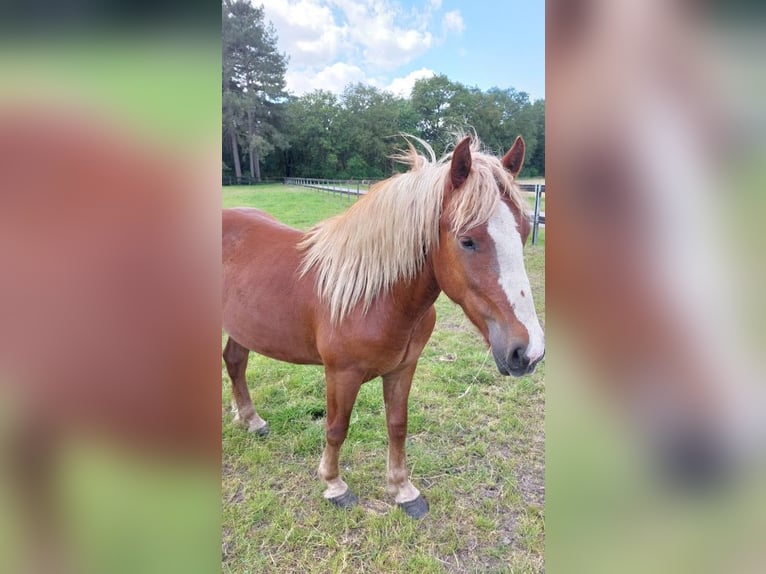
[223,207,292,240]
[222,207,302,263]
[224,206,276,221]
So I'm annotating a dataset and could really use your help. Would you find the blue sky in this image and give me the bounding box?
[257,0,544,100]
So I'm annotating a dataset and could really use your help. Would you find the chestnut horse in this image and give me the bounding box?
[222,135,544,518]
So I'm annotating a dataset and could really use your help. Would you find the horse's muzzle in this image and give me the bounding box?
[491,345,543,377]
[487,322,544,377]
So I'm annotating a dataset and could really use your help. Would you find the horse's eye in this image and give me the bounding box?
[459,237,476,250]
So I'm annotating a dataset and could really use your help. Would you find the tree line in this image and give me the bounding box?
[223,0,545,182]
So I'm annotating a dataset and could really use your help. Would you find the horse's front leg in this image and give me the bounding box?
[318,366,362,508]
[382,364,429,519]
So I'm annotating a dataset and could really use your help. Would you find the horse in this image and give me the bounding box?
[222,135,545,518]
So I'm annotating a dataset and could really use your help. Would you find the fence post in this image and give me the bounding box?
[532,183,542,245]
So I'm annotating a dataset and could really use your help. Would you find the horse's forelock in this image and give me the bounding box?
[445,148,529,234]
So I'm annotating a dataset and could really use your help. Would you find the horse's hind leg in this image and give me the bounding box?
[318,366,362,509]
[223,336,269,436]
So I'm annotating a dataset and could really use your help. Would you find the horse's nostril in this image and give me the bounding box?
[509,346,529,371]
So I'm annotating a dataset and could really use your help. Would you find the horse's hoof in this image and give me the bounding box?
[397,495,429,519]
[249,422,269,437]
[327,489,358,509]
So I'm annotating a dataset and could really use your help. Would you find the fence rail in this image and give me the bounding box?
[222,176,283,186]
[286,177,545,245]
[284,177,377,197]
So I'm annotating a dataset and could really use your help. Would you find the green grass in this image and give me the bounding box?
[523,192,545,215]
[223,185,360,229]
[222,184,545,573]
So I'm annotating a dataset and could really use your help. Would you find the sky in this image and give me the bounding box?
[255,0,545,100]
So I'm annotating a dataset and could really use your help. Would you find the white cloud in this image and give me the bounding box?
[257,0,464,95]
[259,0,347,67]
[442,10,464,34]
[384,68,436,97]
[332,0,435,70]
[286,62,368,94]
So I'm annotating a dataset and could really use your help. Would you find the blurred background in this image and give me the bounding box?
[0,2,220,574]
[547,0,765,572]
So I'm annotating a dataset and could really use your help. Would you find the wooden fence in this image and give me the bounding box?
[283,177,376,197]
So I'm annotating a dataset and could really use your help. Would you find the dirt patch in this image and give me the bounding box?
[516,461,545,508]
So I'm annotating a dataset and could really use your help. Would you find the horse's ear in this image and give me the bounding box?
[502,136,525,177]
[450,137,472,189]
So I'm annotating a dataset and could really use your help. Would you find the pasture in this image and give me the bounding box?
[221,184,545,573]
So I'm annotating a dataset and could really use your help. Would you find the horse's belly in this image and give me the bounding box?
[223,273,322,365]
[227,321,322,365]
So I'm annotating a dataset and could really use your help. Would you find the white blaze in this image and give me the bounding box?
[487,202,545,362]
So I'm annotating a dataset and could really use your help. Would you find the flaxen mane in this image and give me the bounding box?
[298,135,529,323]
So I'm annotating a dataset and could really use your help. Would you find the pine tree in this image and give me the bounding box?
[222,0,288,181]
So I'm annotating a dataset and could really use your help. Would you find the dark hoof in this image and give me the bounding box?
[253,423,270,437]
[397,495,429,519]
[327,489,358,509]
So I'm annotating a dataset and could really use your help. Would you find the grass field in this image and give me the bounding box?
[221,184,545,573]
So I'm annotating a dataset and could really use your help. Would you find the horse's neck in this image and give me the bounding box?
[388,258,442,319]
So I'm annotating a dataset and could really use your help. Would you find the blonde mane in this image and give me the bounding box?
[298,135,529,323]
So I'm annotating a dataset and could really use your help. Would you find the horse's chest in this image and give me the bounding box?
[320,312,435,376]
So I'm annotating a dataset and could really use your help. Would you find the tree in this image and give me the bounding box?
[410,74,468,156]
[222,0,288,181]
[336,84,404,177]
[280,86,417,178]
[237,66,545,179]
[283,90,341,177]
[525,99,545,177]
